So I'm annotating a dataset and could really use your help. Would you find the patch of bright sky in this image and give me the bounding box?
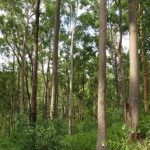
[122,33,129,51]
[0,30,3,38]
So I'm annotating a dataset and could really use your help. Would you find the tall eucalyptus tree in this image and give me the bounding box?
[50,0,61,119]
[30,0,41,123]
[127,0,139,129]
[96,0,107,149]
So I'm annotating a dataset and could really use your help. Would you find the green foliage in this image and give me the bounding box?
[0,112,150,150]
[74,119,96,133]
[63,130,96,150]
[0,0,150,150]
[0,136,19,150]
[13,119,66,150]
[139,113,150,137]
[107,109,150,150]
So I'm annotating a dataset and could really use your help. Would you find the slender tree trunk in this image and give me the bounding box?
[68,1,79,135]
[68,28,74,135]
[109,25,120,109]
[41,60,46,119]
[81,57,85,120]
[117,0,126,107]
[61,88,66,118]
[30,0,41,124]
[25,64,31,120]
[139,5,149,113]
[47,52,52,117]
[20,46,25,115]
[127,0,139,129]
[65,58,69,118]
[20,67,24,114]
[143,52,149,113]
[11,55,15,132]
[42,59,50,119]
[18,66,21,109]
[96,0,107,149]
[114,53,120,109]
[50,0,61,119]
[44,38,52,119]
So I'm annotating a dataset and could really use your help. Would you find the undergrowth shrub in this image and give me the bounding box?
[107,109,150,150]
[62,130,96,150]
[0,135,19,150]
[74,119,97,133]
[14,119,66,150]
[1,110,149,150]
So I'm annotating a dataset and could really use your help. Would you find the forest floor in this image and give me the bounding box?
[0,109,150,150]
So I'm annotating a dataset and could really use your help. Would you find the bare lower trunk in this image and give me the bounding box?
[143,54,149,112]
[114,53,120,109]
[30,0,40,124]
[25,65,31,121]
[128,0,139,129]
[50,0,61,119]
[20,51,25,114]
[139,4,148,113]
[44,60,50,119]
[96,0,107,149]
[117,0,125,108]
[68,25,74,135]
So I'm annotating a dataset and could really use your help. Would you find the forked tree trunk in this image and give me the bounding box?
[96,0,107,149]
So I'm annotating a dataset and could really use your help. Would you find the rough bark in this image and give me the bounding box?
[96,0,107,149]
[124,101,132,127]
[30,0,41,124]
[50,0,61,119]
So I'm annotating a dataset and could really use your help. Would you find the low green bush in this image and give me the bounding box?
[62,130,96,150]
[14,119,66,150]
[0,110,149,150]
[0,136,19,150]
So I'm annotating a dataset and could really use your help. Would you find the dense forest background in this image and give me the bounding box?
[0,0,150,149]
